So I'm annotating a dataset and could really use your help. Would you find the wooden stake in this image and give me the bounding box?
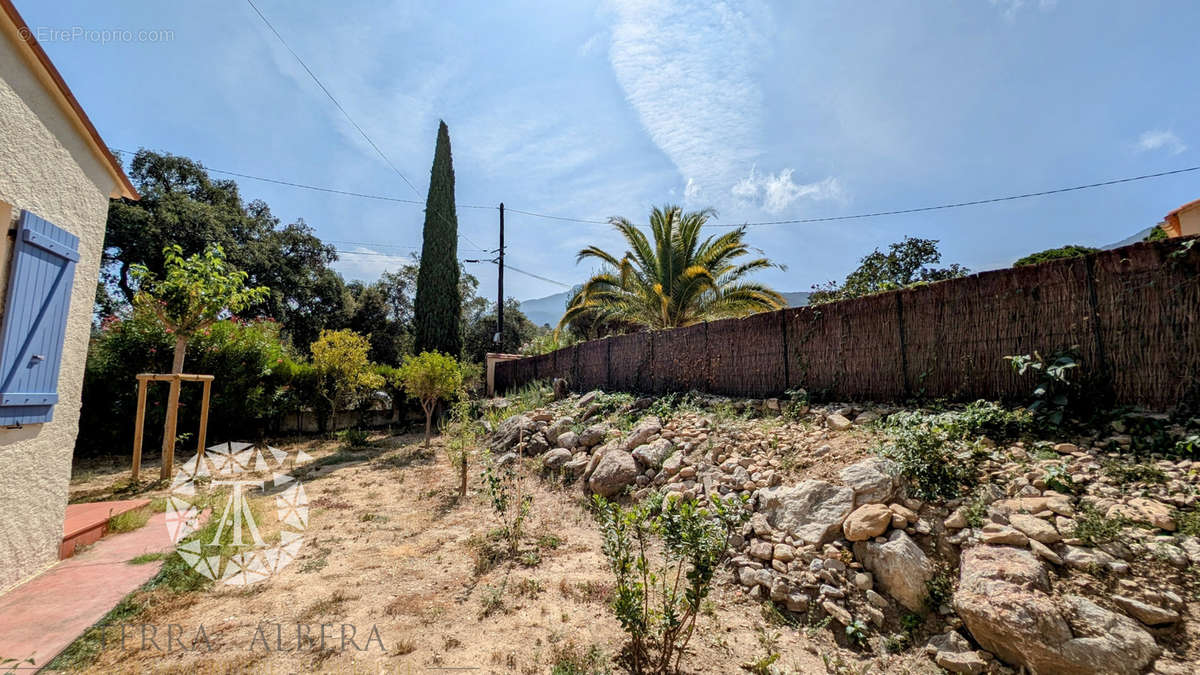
[197,378,212,459]
[160,375,182,480]
[131,377,148,482]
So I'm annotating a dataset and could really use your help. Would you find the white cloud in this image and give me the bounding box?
[605,0,769,201]
[731,166,842,214]
[683,177,701,199]
[1136,130,1187,156]
[579,32,604,57]
[330,247,415,282]
[990,0,1057,22]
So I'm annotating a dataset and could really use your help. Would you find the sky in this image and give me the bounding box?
[17,0,1200,302]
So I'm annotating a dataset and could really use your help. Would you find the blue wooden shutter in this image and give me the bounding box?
[0,210,80,425]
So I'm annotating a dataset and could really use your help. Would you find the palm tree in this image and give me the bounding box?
[558,205,786,332]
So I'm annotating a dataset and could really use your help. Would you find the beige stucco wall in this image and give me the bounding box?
[1178,206,1200,238]
[0,30,119,592]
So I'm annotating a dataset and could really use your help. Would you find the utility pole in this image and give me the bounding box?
[496,202,504,351]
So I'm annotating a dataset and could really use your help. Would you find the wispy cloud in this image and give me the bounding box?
[731,167,843,214]
[604,0,839,216]
[605,0,766,201]
[1136,129,1187,156]
[990,0,1058,22]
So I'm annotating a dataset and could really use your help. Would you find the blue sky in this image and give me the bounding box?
[18,0,1200,301]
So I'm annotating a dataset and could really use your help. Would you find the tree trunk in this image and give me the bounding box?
[423,401,433,448]
[171,335,188,374]
[459,454,467,498]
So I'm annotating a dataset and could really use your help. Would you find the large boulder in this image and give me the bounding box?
[577,423,610,448]
[490,414,537,453]
[542,447,572,470]
[544,416,574,445]
[755,480,854,546]
[839,458,900,505]
[843,504,893,541]
[955,545,1159,674]
[588,450,640,497]
[620,416,662,452]
[853,531,933,612]
[632,438,675,468]
[556,430,579,450]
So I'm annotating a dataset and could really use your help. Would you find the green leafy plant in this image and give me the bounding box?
[337,428,371,447]
[1073,502,1125,547]
[879,424,974,500]
[1042,464,1077,494]
[483,456,532,556]
[395,350,463,447]
[1101,459,1166,485]
[592,492,749,674]
[844,619,870,648]
[130,244,269,374]
[1005,348,1080,427]
[442,399,479,498]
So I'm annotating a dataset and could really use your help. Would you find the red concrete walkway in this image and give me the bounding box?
[0,509,174,670]
[60,498,150,559]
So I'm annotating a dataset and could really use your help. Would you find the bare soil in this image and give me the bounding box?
[62,433,899,674]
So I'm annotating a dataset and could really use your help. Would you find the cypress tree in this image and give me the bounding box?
[413,120,462,357]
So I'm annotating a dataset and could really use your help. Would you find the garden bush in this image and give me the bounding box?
[79,314,299,456]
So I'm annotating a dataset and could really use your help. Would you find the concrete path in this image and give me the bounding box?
[0,510,174,670]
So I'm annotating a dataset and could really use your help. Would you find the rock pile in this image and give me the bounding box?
[487,391,1200,673]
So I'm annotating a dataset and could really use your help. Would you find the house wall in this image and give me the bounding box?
[0,31,118,592]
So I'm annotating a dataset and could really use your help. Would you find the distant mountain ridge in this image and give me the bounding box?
[518,290,811,327]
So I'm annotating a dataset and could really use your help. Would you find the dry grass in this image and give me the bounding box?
[64,432,830,674]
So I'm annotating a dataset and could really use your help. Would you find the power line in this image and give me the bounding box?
[504,207,608,225]
[243,0,489,254]
[504,263,572,288]
[245,0,420,197]
[726,165,1200,228]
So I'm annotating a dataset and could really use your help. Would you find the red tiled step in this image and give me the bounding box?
[59,499,150,559]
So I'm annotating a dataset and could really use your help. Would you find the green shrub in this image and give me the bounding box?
[879,425,974,500]
[1005,348,1081,428]
[80,315,299,456]
[593,492,749,674]
[1073,502,1125,547]
[1013,245,1099,267]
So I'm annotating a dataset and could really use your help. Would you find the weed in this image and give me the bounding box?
[479,580,508,618]
[549,640,610,675]
[844,619,870,648]
[1102,459,1167,485]
[962,493,989,528]
[1175,509,1200,537]
[760,601,798,628]
[926,567,954,610]
[375,446,434,470]
[359,512,389,523]
[1042,464,1077,494]
[392,638,417,656]
[1074,502,1125,547]
[337,428,371,447]
[742,627,780,674]
[537,534,564,550]
[517,577,544,598]
[128,552,166,565]
[559,579,614,604]
[107,506,152,533]
[1006,348,1081,428]
[879,423,974,500]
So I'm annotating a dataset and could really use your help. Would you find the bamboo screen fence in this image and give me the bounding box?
[495,238,1200,410]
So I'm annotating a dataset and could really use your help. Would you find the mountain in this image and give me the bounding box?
[518,290,811,328]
